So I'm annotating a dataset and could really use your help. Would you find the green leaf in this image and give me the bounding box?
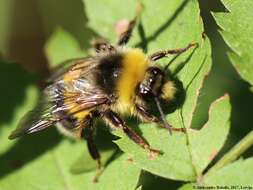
[188,94,231,175]
[0,61,37,127]
[0,61,39,154]
[1,0,236,188]
[70,149,116,174]
[212,0,253,87]
[0,86,39,154]
[204,158,253,186]
[113,127,196,181]
[113,95,230,181]
[84,0,136,43]
[93,154,140,190]
[178,183,194,190]
[37,0,94,50]
[45,28,86,67]
[179,158,253,187]
[0,140,140,190]
[180,130,253,188]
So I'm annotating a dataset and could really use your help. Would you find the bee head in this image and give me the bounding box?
[138,67,176,102]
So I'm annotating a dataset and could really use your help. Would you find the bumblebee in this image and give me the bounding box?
[9,5,196,182]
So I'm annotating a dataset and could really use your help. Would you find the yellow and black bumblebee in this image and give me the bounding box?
[9,5,196,182]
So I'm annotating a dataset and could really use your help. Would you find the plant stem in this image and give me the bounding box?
[205,130,253,178]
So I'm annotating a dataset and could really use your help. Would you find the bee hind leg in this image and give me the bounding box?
[102,109,161,159]
[82,124,102,183]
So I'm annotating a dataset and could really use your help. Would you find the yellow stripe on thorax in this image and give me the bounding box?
[116,48,149,114]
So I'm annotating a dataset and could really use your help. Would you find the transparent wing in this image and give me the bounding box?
[8,97,58,139]
[9,90,108,140]
[45,56,109,115]
[9,57,109,139]
[47,57,96,82]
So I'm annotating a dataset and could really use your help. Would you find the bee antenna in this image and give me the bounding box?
[154,96,172,135]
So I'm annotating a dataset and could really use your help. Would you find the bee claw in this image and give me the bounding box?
[148,148,163,160]
[189,42,198,48]
[92,169,102,183]
[92,159,102,183]
[93,176,99,183]
[171,127,186,133]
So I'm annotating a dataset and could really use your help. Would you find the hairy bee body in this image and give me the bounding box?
[8,4,195,181]
[46,48,164,138]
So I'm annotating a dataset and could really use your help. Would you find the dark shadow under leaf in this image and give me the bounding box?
[0,61,36,126]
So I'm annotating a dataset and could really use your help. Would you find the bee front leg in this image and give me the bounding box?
[102,109,161,159]
[82,124,102,182]
[149,43,197,61]
[135,104,186,133]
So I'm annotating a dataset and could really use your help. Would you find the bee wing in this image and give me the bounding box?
[45,56,109,115]
[9,57,109,139]
[47,57,95,82]
[8,98,58,139]
[9,90,109,140]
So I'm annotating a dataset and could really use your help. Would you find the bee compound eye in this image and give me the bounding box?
[138,85,153,100]
[149,67,164,77]
[152,69,158,75]
[141,90,147,95]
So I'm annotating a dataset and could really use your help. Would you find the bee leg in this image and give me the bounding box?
[117,3,143,46]
[103,109,161,159]
[149,43,198,61]
[82,125,102,182]
[91,39,115,53]
[135,104,186,133]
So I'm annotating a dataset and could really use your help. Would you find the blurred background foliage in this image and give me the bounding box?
[0,0,252,189]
